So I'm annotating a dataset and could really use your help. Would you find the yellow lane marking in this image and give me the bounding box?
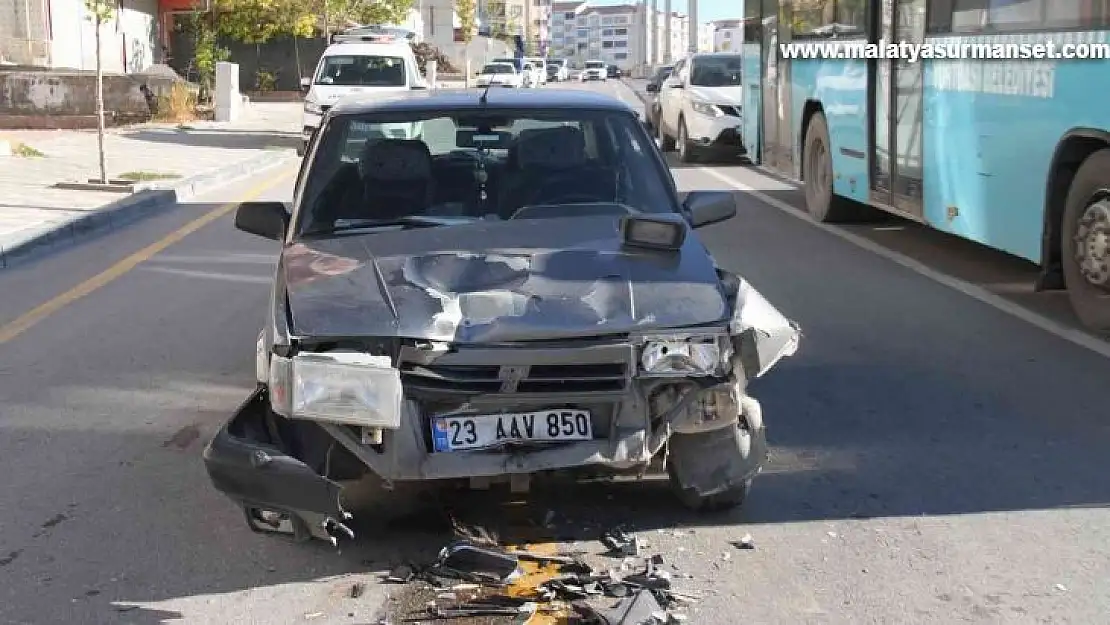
[0,169,292,346]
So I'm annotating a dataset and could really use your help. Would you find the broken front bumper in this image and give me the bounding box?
[203,387,349,541]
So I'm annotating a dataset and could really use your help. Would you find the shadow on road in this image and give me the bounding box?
[121,128,301,151]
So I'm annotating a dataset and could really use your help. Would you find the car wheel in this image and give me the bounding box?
[1061,148,1110,333]
[677,117,697,163]
[657,115,675,151]
[802,112,862,222]
[665,403,764,513]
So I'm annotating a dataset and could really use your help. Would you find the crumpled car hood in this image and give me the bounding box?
[281,216,730,343]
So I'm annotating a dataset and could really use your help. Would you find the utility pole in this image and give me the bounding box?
[662,0,670,63]
[687,0,697,54]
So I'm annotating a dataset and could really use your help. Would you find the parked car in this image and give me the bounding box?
[581,60,607,81]
[643,64,674,131]
[475,62,523,88]
[607,64,623,78]
[547,59,570,81]
[298,29,427,157]
[654,52,744,162]
[203,88,801,545]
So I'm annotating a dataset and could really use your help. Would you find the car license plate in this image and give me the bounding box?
[431,410,592,452]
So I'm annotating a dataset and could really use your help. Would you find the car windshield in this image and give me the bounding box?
[586,61,605,69]
[690,56,741,87]
[314,55,406,86]
[296,109,677,237]
[482,64,514,74]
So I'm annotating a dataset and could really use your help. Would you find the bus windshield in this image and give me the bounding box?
[690,55,741,87]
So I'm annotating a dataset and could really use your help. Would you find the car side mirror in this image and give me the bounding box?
[645,83,659,93]
[300,77,311,92]
[235,201,289,240]
[684,191,736,228]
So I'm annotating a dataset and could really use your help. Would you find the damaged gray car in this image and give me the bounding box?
[203,89,801,544]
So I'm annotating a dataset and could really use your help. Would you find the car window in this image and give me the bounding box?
[314,55,406,87]
[482,63,515,74]
[296,109,677,236]
[690,55,741,87]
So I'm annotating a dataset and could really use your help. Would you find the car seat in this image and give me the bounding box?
[499,126,617,216]
[356,138,435,219]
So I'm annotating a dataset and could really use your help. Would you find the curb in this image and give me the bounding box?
[620,78,651,106]
[0,149,296,269]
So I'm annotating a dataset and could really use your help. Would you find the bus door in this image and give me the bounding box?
[762,0,791,174]
[870,0,925,217]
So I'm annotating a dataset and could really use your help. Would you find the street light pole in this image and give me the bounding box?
[688,0,697,54]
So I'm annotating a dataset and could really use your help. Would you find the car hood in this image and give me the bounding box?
[307,84,410,105]
[281,215,730,343]
[689,84,743,104]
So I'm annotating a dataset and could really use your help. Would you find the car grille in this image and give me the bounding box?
[718,105,741,117]
[400,343,633,398]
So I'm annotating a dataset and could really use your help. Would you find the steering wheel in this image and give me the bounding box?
[525,171,609,206]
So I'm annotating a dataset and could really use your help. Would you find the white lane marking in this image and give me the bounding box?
[698,166,1110,360]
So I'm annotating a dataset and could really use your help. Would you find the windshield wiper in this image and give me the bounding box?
[300,215,476,237]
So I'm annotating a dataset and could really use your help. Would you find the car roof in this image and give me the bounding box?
[330,88,638,116]
[322,41,411,56]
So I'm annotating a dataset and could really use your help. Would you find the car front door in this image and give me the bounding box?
[660,58,687,136]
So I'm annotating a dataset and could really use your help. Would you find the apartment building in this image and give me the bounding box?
[476,0,550,54]
[709,18,742,51]
[1,0,158,71]
[550,1,699,70]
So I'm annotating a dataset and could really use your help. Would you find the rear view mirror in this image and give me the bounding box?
[235,201,289,240]
[299,77,311,92]
[645,83,659,93]
[684,191,736,228]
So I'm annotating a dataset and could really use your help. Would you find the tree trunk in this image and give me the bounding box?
[95,18,107,184]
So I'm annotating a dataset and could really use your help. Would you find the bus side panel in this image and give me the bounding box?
[791,57,870,203]
[922,33,1110,265]
[742,42,762,162]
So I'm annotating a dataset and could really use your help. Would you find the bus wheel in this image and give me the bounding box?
[1061,149,1110,333]
[803,113,856,222]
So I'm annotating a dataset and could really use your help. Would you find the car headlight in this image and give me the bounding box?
[640,336,729,377]
[690,101,723,117]
[267,351,402,428]
[304,100,324,115]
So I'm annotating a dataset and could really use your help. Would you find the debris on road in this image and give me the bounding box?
[731,533,755,550]
[390,522,696,623]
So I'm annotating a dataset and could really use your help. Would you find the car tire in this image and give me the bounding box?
[677,116,697,163]
[1060,148,1110,334]
[666,411,762,513]
[657,116,675,151]
[802,112,861,222]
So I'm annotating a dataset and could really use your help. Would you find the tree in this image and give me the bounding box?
[323,0,414,35]
[213,0,317,43]
[455,0,476,45]
[85,0,114,185]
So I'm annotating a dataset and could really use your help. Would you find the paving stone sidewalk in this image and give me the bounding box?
[0,102,303,266]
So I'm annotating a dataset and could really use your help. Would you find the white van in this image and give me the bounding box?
[524,56,547,84]
[298,31,428,156]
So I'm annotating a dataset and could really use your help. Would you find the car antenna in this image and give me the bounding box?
[478,78,492,105]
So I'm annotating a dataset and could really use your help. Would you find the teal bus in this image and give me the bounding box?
[738,0,1110,334]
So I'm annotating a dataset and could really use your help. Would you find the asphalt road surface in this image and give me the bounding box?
[1,80,1109,625]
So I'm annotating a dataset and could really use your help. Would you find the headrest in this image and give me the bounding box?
[514,126,586,167]
[358,138,432,180]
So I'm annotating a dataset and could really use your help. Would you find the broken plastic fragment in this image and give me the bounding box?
[731,533,755,550]
[434,540,521,583]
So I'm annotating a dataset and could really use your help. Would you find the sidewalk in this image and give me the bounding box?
[0,102,301,268]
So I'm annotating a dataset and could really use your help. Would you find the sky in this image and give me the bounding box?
[587,0,739,24]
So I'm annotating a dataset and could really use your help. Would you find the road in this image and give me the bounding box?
[1,79,1109,624]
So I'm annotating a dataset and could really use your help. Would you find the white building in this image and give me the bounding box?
[0,0,158,71]
[549,1,695,71]
[418,0,515,73]
[697,21,714,52]
[709,18,742,52]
